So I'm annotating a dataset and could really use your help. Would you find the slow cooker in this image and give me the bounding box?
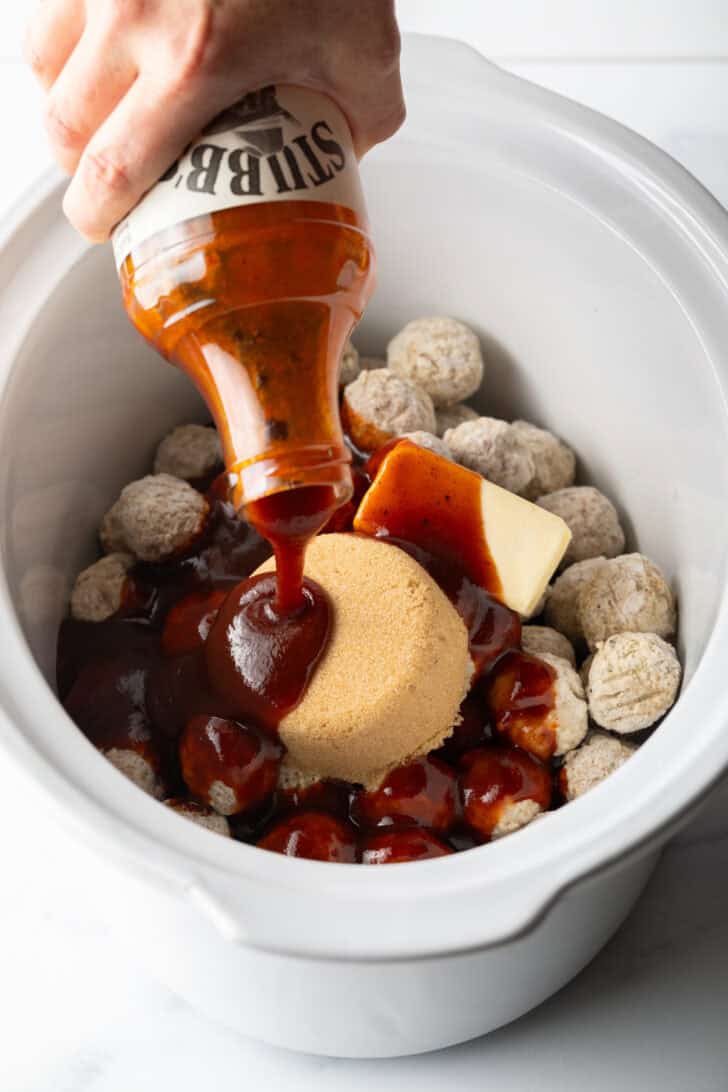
[1,35,728,1056]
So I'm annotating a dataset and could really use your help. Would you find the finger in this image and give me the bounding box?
[342,68,406,157]
[321,3,405,157]
[24,0,85,90]
[63,76,233,242]
[44,29,137,174]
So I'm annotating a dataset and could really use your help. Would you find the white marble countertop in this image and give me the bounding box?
[1,45,728,1092]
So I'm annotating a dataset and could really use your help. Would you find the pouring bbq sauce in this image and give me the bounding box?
[113,86,375,728]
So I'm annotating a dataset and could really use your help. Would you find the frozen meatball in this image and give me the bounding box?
[587,631,681,734]
[342,369,436,452]
[387,316,483,407]
[578,552,677,650]
[460,746,552,841]
[511,420,576,499]
[445,417,535,495]
[435,402,478,437]
[521,625,576,667]
[544,557,608,643]
[487,650,588,759]
[540,652,589,755]
[70,552,135,622]
[100,473,210,562]
[536,486,625,566]
[105,747,164,799]
[277,760,323,793]
[339,339,360,386]
[491,799,544,839]
[560,732,637,801]
[164,799,231,837]
[401,431,452,460]
[153,424,222,481]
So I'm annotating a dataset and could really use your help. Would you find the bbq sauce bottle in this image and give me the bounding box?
[113,85,375,612]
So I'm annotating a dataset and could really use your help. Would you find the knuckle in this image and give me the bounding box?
[171,7,223,86]
[358,98,406,156]
[44,102,84,153]
[379,98,406,141]
[82,147,132,199]
[23,24,49,78]
[351,7,401,74]
[376,17,402,71]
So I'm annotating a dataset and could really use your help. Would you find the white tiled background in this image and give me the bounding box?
[2,3,728,1090]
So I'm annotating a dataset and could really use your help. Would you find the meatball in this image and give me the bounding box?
[543,557,608,643]
[341,369,436,451]
[164,799,231,836]
[536,486,625,566]
[587,631,681,734]
[460,747,552,841]
[100,473,210,562]
[560,732,637,801]
[578,552,676,650]
[445,417,535,495]
[105,748,164,799]
[434,402,478,437]
[486,650,588,760]
[511,420,576,499]
[540,652,590,755]
[521,624,576,667]
[153,424,222,481]
[401,431,452,460]
[387,316,483,407]
[180,715,282,816]
[70,552,135,622]
[259,812,358,862]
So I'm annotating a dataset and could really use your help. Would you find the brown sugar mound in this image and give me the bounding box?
[255,534,471,787]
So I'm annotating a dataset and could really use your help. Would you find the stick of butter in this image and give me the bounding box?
[353,440,571,617]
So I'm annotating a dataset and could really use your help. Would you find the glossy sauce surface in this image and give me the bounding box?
[485,650,558,760]
[355,441,519,677]
[204,572,330,731]
[359,440,503,598]
[460,746,553,840]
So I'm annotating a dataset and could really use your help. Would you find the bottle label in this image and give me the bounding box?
[112,85,366,267]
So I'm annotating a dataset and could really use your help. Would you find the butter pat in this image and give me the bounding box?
[480,477,571,615]
[354,440,571,617]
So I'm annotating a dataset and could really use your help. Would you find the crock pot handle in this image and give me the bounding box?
[182,855,576,961]
[400,33,514,96]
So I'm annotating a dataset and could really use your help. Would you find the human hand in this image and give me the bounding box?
[26,0,404,241]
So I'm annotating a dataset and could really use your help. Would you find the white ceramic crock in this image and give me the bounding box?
[1,35,728,1058]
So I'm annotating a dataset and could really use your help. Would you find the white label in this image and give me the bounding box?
[112,85,365,267]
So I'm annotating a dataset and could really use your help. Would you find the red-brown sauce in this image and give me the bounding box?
[484,650,558,761]
[204,571,330,731]
[354,441,519,676]
[350,756,458,834]
[358,440,502,598]
[460,747,553,841]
